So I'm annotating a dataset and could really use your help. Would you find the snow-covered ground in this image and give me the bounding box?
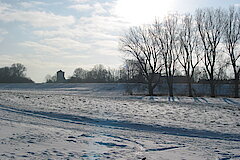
[0,83,239,160]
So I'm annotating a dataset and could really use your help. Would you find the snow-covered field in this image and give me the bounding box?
[0,83,239,160]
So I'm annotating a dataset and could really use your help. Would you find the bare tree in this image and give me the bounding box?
[125,59,138,81]
[154,15,179,97]
[124,59,143,82]
[73,67,87,79]
[215,56,230,81]
[196,8,225,97]
[87,64,112,82]
[178,14,202,97]
[223,6,240,97]
[45,74,57,83]
[120,26,163,95]
[10,63,26,78]
[0,63,33,83]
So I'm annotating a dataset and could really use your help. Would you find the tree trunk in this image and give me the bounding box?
[234,74,239,98]
[169,84,173,97]
[167,77,174,97]
[210,80,215,97]
[148,83,154,96]
[188,77,193,97]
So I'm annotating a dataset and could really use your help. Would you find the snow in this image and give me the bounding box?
[0,83,239,159]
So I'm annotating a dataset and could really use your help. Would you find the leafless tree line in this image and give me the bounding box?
[46,64,115,83]
[120,7,240,97]
[0,63,34,83]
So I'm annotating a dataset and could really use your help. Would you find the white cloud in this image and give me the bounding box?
[33,28,118,40]
[8,11,75,27]
[0,1,125,82]
[70,0,90,3]
[96,48,121,56]
[0,28,8,35]
[69,4,92,12]
[64,54,90,59]
[234,4,240,7]
[40,37,91,51]
[33,29,76,38]
[93,39,118,49]
[20,41,62,55]
[0,2,75,28]
[0,28,8,42]
[33,14,127,40]
[69,2,110,15]
[78,15,128,33]
[0,3,11,13]
[20,38,91,56]
[20,1,46,8]
[92,3,108,15]
[30,9,128,62]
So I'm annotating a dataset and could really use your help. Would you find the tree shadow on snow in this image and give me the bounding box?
[0,104,239,142]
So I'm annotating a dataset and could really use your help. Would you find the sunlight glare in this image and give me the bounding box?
[114,0,175,25]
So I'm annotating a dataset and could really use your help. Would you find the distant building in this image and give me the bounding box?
[57,70,66,83]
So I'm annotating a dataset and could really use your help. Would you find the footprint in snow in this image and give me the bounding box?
[68,136,76,139]
[66,136,77,143]
[96,141,127,148]
[79,134,94,138]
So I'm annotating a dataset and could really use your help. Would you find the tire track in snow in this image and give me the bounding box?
[0,104,240,142]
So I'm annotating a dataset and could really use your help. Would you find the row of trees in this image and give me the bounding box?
[120,7,240,97]
[0,63,34,83]
[69,64,115,83]
[46,64,118,83]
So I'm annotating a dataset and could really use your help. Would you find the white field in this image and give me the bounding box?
[0,83,239,160]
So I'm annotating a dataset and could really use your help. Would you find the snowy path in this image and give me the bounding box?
[0,104,239,142]
[0,90,240,159]
[0,105,206,160]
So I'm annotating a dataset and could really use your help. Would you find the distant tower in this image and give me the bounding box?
[57,70,66,83]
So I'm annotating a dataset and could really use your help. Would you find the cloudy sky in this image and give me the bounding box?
[0,0,239,82]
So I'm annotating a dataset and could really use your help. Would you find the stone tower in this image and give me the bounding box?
[57,70,66,83]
